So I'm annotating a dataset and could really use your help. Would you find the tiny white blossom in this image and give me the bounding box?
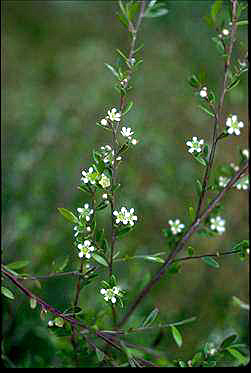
[81,167,98,185]
[222,28,229,36]
[48,320,54,327]
[113,206,138,226]
[234,175,249,191]
[86,226,91,232]
[186,136,204,154]
[168,219,185,235]
[218,176,230,188]
[210,216,225,234]
[131,138,138,145]
[230,162,239,172]
[100,286,122,304]
[77,204,93,222]
[121,126,134,139]
[78,240,95,259]
[199,86,208,98]
[226,114,244,136]
[242,149,249,159]
[107,108,121,122]
[102,193,108,199]
[101,118,108,126]
[99,174,111,188]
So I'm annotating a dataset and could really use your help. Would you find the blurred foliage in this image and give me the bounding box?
[2,0,249,367]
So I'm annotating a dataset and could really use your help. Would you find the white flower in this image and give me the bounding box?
[199,86,208,98]
[102,193,108,199]
[186,136,204,153]
[113,206,138,226]
[100,118,108,126]
[107,108,121,122]
[86,226,91,232]
[78,240,95,259]
[234,175,249,190]
[210,216,225,234]
[48,320,54,327]
[131,138,138,145]
[77,203,93,222]
[218,176,230,188]
[242,149,249,159]
[101,145,121,165]
[230,162,239,172]
[222,28,229,36]
[168,219,185,235]
[226,114,244,136]
[100,286,121,304]
[99,174,111,188]
[81,167,99,185]
[121,126,134,139]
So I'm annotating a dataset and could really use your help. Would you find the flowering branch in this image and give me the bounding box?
[117,160,248,328]
[195,0,238,219]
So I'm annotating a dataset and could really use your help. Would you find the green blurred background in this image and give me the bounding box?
[2,0,249,367]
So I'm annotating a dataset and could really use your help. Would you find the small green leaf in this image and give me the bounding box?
[171,325,182,347]
[1,286,15,300]
[58,208,78,224]
[195,179,202,196]
[236,20,248,27]
[187,246,195,256]
[188,206,195,222]
[211,0,223,21]
[92,254,109,267]
[135,255,165,264]
[116,226,131,238]
[104,63,119,79]
[142,307,159,328]
[123,101,134,116]
[63,306,83,316]
[227,77,240,91]
[6,260,30,270]
[220,334,238,350]
[116,48,128,62]
[202,256,220,269]
[194,154,207,166]
[226,347,249,365]
[198,104,215,117]
[95,347,105,362]
[188,74,200,88]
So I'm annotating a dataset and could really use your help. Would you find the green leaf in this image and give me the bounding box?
[226,347,249,365]
[57,208,78,224]
[6,260,30,270]
[211,0,223,21]
[202,256,220,269]
[135,255,165,264]
[188,206,195,222]
[116,226,131,238]
[220,334,238,350]
[116,48,128,63]
[187,246,195,256]
[142,308,159,328]
[78,185,92,194]
[171,325,182,347]
[104,63,119,79]
[227,77,240,91]
[232,296,249,311]
[95,347,105,362]
[92,254,109,267]
[198,104,215,117]
[195,179,202,196]
[194,154,207,167]
[1,286,15,300]
[236,20,248,27]
[189,74,200,88]
[96,201,108,211]
[123,101,134,116]
[63,306,83,316]
[144,3,168,18]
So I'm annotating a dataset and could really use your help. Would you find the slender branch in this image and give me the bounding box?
[195,0,238,218]
[175,249,242,263]
[9,268,96,281]
[108,1,146,326]
[117,160,248,328]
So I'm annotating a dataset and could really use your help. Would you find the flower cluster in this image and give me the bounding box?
[218,176,230,188]
[78,240,95,259]
[226,114,244,136]
[168,219,185,235]
[99,173,111,188]
[113,207,138,226]
[121,126,138,145]
[186,136,204,154]
[100,286,121,304]
[210,216,225,234]
[100,108,121,126]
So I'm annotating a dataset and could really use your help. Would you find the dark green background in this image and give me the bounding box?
[2,0,249,367]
